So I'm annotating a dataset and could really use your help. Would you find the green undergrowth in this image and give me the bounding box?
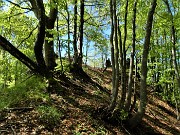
[0,76,48,109]
[0,76,65,129]
[37,105,64,129]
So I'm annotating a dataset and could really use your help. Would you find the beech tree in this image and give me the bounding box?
[125,0,137,112]
[0,0,49,78]
[128,0,157,127]
[163,0,180,120]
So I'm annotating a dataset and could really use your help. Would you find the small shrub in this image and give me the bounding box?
[37,105,64,129]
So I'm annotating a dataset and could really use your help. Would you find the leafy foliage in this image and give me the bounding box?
[0,76,47,110]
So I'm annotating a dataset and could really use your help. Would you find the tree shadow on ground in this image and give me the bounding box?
[53,73,160,135]
[53,70,180,135]
[53,72,125,134]
[143,114,179,135]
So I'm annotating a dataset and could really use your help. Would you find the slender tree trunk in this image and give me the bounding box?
[57,16,63,72]
[125,0,137,112]
[65,1,71,65]
[73,0,78,64]
[171,11,179,90]
[128,0,157,128]
[163,0,180,120]
[78,0,85,67]
[113,0,119,110]
[109,0,115,106]
[110,1,115,93]
[117,19,123,95]
[109,0,119,111]
[85,40,89,66]
[119,0,129,109]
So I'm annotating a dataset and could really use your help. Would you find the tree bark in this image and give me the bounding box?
[65,1,71,65]
[119,0,129,109]
[109,0,119,111]
[29,0,58,71]
[125,0,137,112]
[163,0,180,120]
[73,0,78,64]
[163,0,180,90]
[33,0,48,77]
[0,35,38,72]
[128,0,157,128]
[44,0,58,71]
[108,0,115,110]
[78,0,85,67]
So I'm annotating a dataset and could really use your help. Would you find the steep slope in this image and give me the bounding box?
[0,66,179,135]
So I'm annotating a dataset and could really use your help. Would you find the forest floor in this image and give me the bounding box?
[0,66,179,135]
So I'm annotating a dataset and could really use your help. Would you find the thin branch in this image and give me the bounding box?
[84,4,104,6]
[59,11,68,21]
[17,25,38,48]
[85,20,107,27]
[4,10,31,19]
[6,0,31,10]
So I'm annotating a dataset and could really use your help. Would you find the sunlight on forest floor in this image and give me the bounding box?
[0,66,179,134]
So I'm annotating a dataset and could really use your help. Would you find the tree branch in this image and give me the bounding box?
[33,0,46,69]
[0,35,38,72]
[4,11,31,19]
[6,0,31,10]
[17,25,38,48]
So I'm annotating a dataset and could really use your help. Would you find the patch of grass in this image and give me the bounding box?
[93,126,107,135]
[0,76,48,110]
[36,105,64,129]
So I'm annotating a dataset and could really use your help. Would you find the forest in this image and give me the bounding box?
[0,0,179,134]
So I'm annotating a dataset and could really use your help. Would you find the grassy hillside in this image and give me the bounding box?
[0,66,179,135]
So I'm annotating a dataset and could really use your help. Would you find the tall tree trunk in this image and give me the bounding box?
[110,0,115,94]
[33,0,48,77]
[65,1,71,65]
[78,0,85,67]
[44,0,58,71]
[29,0,57,73]
[117,19,123,105]
[73,0,78,64]
[163,0,180,119]
[109,0,119,111]
[57,16,63,72]
[128,0,157,128]
[108,0,115,110]
[119,0,129,109]
[125,0,137,112]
